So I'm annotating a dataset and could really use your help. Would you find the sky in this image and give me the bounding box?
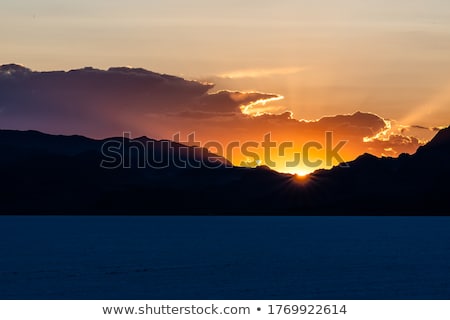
[1,0,450,173]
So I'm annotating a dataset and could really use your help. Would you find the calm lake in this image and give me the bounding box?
[1,216,450,299]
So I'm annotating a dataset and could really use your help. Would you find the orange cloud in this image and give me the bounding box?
[218,67,305,79]
[0,64,433,174]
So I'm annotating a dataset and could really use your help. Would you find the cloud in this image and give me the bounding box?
[192,90,280,114]
[409,125,441,132]
[0,64,432,171]
[0,64,277,136]
[364,134,422,156]
[218,67,305,79]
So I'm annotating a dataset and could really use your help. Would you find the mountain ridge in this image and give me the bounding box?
[0,126,448,215]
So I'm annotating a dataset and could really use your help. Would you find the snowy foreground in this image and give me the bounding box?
[1,216,450,299]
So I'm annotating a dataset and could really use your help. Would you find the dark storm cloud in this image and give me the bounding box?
[0,64,278,136]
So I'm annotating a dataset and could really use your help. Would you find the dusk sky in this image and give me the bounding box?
[2,0,450,173]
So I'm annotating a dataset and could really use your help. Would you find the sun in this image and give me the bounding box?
[278,165,313,176]
[282,167,312,176]
[293,169,310,177]
[283,168,313,183]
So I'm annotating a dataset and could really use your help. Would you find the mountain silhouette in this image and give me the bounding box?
[0,127,448,214]
[309,126,450,214]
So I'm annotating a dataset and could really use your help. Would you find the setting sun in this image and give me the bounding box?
[293,170,310,177]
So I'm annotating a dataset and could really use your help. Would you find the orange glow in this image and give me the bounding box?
[292,169,311,177]
[145,108,431,174]
[291,172,311,186]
